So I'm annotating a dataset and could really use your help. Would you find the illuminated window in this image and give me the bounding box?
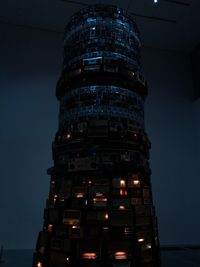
[63,133,71,140]
[113,177,126,188]
[89,186,109,196]
[146,244,152,249]
[120,179,126,188]
[70,225,82,238]
[128,173,141,188]
[83,179,92,186]
[120,189,127,196]
[114,251,127,260]
[87,211,109,221]
[81,253,97,260]
[74,192,85,198]
[72,187,86,198]
[63,210,81,225]
[87,18,97,23]
[141,244,152,263]
[104,212,109,220]
[133,180,140,187]
[112,199,131,209]
[93,197,108,207]
[53,194,58,204]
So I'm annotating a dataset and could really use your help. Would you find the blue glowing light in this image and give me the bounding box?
[87,18,96,23]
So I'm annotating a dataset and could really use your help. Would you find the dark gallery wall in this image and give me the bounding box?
[0,24,62,249]
[0,23,199,249]
[142,48,200,245]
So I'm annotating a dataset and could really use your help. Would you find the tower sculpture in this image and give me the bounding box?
[33,4,160,267]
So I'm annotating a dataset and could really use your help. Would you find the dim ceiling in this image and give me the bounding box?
[0,0,199,52]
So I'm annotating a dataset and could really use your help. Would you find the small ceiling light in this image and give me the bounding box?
[154,0,158,3]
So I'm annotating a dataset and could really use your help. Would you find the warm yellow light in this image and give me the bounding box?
[119,205,125,210]
[133,180,140,185]
[75,192,84,198]
[81,253,97,260]
[114,251,127,260]
[72,225,80,229]
[138,238,145,243]
[37,262,42,267]
[47,224,53,232]
[104,213,109,219]
[66,257,69,261]
[120,179,126,187]
[93,197,107,203]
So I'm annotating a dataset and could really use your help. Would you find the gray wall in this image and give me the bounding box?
[0,23,199,249]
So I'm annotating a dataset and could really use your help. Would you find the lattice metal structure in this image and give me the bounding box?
[32,4,161,267]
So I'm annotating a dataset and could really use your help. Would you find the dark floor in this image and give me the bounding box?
[1,246,200,267]
[161,246,200,267]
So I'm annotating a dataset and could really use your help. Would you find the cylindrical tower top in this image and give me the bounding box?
[63,4,141,65]
[57,4,147,100]
[64,4,141,39]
